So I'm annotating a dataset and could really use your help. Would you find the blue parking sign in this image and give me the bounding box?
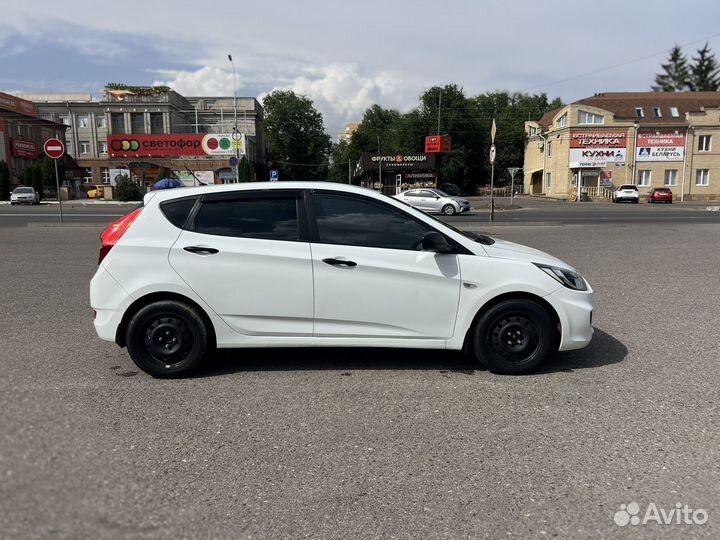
[270,170,279,181]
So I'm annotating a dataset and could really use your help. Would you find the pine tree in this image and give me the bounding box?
[690,43,720,91]
[653,45,691,92]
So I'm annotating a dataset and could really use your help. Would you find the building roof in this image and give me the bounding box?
[575,92,720,124]
[537,107,563,128]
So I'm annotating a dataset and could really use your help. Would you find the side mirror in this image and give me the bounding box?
[421,232,456,254]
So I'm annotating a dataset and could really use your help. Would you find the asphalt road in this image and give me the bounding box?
[2,196,719,228]
[1,212,719,539]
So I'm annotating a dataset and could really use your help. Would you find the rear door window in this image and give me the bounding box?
[160,197,198,229]
[193,191,303,241]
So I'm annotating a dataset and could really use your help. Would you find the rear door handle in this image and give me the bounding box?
[322,257,357,268]
[184,246,219,255]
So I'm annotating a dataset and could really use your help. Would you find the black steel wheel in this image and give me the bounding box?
[126,300,208,378]
[472,299,555,375]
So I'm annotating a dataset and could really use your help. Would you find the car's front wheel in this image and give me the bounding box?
[125,300,209,378]
[471,299,555,375]
[442,204,456,216]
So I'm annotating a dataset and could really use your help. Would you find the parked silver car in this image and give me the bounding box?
[10,186,39,205]
[394,188,471,215]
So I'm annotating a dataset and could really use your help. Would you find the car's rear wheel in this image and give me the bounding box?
[126,300,209,378]
[442,204,456,216]
[471,299,555,375]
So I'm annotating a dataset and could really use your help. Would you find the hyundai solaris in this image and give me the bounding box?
[90,182,594,377]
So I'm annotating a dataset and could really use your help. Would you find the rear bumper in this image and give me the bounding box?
[544,285,595,351]
[90,264,131,343]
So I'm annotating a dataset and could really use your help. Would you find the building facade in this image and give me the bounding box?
[18,87,264,189]
[0,92,66,185]
[524,92,720,201]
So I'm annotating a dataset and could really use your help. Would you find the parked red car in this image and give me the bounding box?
[648,188,673,204]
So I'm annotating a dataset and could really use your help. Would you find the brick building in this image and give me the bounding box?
[0,92,66,186]
[524,92,720,201]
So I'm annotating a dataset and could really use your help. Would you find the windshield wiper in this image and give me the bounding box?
[461,231,495,245]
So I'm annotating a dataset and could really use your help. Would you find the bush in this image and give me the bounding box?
[114,175,143,201]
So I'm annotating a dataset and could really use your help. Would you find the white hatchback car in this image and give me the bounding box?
[91,182,594,378]
[394,188,471,215]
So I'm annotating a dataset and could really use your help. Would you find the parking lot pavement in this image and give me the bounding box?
[1,223,719,539]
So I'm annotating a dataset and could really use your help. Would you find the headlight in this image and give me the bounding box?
[534,263,588,291]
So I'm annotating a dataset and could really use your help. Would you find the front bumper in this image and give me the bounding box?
[544,285,595,351]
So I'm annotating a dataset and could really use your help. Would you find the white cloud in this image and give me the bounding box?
[263,63,423,134]
[151,66,238,97]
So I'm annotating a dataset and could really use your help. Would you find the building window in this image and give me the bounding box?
[98,141,108,154]
[635,107,645,118]
[131,113,145,134]
[556,113,567,128]
[82,168,93,183]
[670,107,680,118]
[96,115,107,128]
[698,135,711,152]
[79,141,91,155]
[578,110,604,124]
[696,169,710,186]
[150,112,164,134]
[664,169,678,186]
[529,126,537,136]
[101,168,110,184]
[78,115,89,128]
[652,107,662,118]
[547,141,552,157]
[59,115,69,126]
[637,170,651,186]
[545,172,552,188]
[110,113,125,134]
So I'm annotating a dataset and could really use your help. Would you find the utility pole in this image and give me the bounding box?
[437,90,442,135]
[348,158,351,184]
[507,167,521,208]
[377,134,382,190]
[228,54,239,183]
[490,119,497,222]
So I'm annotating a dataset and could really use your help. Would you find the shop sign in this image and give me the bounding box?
[636,132,685,162]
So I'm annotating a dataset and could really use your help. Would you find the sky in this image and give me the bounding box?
[2,0,720,137]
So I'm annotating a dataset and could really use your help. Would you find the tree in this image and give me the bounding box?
[653,45,691,92]
[31,165,43,201]
[690,43,720,91]
[237,156,252,182]
[0,161,10,200]
[114,175,142,201]
[262,90,332,181]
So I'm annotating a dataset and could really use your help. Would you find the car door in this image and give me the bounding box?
[401,190,423,210]
[168,189,314,336]
[308,190,462,339]
[419,189,442,212]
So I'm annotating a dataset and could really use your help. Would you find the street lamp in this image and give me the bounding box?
[228,54,239,183]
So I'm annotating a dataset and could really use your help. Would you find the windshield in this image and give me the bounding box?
[434,190,450,198]
[14,187,33,194]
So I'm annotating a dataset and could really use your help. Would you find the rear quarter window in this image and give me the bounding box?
[160,197,198,229]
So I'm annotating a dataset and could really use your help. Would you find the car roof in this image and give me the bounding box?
[144,181,386,205]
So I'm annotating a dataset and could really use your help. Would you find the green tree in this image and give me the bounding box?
[237,156,252,182]
[653,45,691,92]
[328,139,353,183]
[262,90,332,181]
[114,175,142,201]
[690,43,720,91]
[0,160,10,200]
[21,167,32,186]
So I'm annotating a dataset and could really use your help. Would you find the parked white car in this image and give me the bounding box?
[612,184,639,203]
[394,188,471,215]
[10,186,39,205]
[90,182,594,378]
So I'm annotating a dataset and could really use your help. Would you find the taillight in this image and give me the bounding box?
[98,207,143,264]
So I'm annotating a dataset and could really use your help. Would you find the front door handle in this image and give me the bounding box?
[184,246,219,255]
[322,257,357,268]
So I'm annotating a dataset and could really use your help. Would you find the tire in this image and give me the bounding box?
[125,300,209,378]
[633,199,639,204]
[442,204,456,216]
[471,299,555,375]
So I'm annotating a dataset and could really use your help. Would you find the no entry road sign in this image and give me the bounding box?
[44,139,65,159]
